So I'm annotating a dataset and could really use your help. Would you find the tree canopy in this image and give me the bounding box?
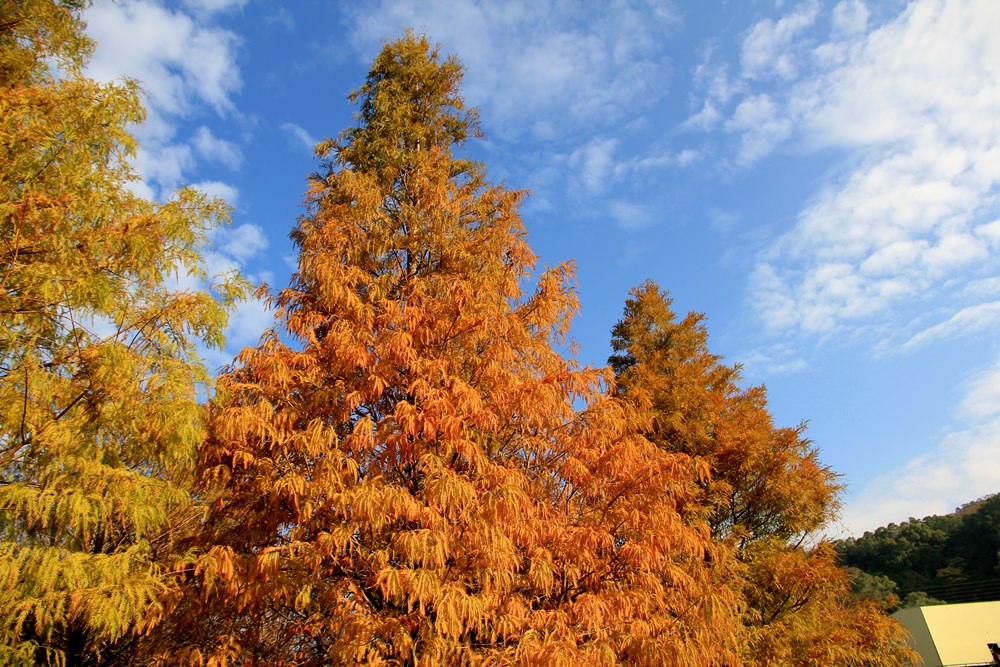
[839,493,1000,608]
[608,281,915,666]
[0,1,243,664]
[153,32,741,666]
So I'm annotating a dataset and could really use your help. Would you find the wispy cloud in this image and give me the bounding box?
[345,0,678,141]
[213,223,268,263]
[740,0,820,81]
[193,126,243,170]
[608,200,653,231]
[181,0,248,16]
[568,137,620,197]
[738,342,808,377]
[900,301,1000,352]
[725,94,792,166]
[830,0,870,38]
[733,0,1000,343]
[281,122,318,154]
[265,7,295,31]
[190,180,240,206]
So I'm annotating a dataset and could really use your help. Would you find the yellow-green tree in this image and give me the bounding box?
[0,1,243,664]
[609,281,916,665]
[161,33,738,666]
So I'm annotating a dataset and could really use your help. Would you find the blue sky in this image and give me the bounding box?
[81,0,1000,536]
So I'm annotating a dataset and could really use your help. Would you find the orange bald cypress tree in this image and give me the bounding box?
[159,34,737,665]
[609,281,916,666]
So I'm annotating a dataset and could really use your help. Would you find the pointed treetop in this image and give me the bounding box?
[326,31,480,181]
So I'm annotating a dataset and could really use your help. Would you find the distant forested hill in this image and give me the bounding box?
[836,493,1000,609]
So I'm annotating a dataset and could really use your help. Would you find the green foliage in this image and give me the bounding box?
[901,591,945,608]
[837,493,1000,605]
[0,1,245,663]
[846,567,899,609]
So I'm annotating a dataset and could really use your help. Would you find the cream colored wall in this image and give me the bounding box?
[893,600,1000,667]
[922,601,1000,666]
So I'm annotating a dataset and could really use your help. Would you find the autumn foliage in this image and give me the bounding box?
[0,1,243,665]
[153,33,739,666]
[2,5,918,665]
[609,282,916,665]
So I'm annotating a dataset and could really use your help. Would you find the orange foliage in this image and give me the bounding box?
[610,281,840,543]
[153,34,738,666]
[744,541,917,666]
[609,282,918,665]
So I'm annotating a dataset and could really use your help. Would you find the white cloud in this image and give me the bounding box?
[676,149,700,167]
[683,99,723,131]
[197,224,273,365]
[345,0,677,141]
[900,301,1000,351]
[726,94,793,166]
[964,276,1000,298]
[193,126,243,170]
[84,0,243,198]
[977,219,1000,247]
[568,137,619,196]
[281,122,318,154]
[842,355,1000,535]
[85,1,241,115]
[214,223,269,263]
[133,143,193,196]
[265,8,295,31]
[190,180,240,205]
[958,361,1000,421]
[182,0,248,15]
[224,297,274,350]
[708,208,741,234]
[741,0,820,80]
[830,0,870,37]
[743,0,1000,341]
[82,0,266,371]
[692,44,742,107]
[739,343,808,377]
[608,200,651,231]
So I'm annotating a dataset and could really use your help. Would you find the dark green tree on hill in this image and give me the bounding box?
[838,493,1000,606]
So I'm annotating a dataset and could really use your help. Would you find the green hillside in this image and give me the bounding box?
[837,494,1000,609]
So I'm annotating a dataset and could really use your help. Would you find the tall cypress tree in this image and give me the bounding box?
[609,281,916,666]
[165,33,736,666]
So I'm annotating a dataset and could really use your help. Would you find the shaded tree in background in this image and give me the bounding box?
[608,281,916,666]
[156,34,738,666]
[0,1,243,665]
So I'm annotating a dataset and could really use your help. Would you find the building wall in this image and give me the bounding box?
[893,606,941,666]
[893,600,1000,667]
